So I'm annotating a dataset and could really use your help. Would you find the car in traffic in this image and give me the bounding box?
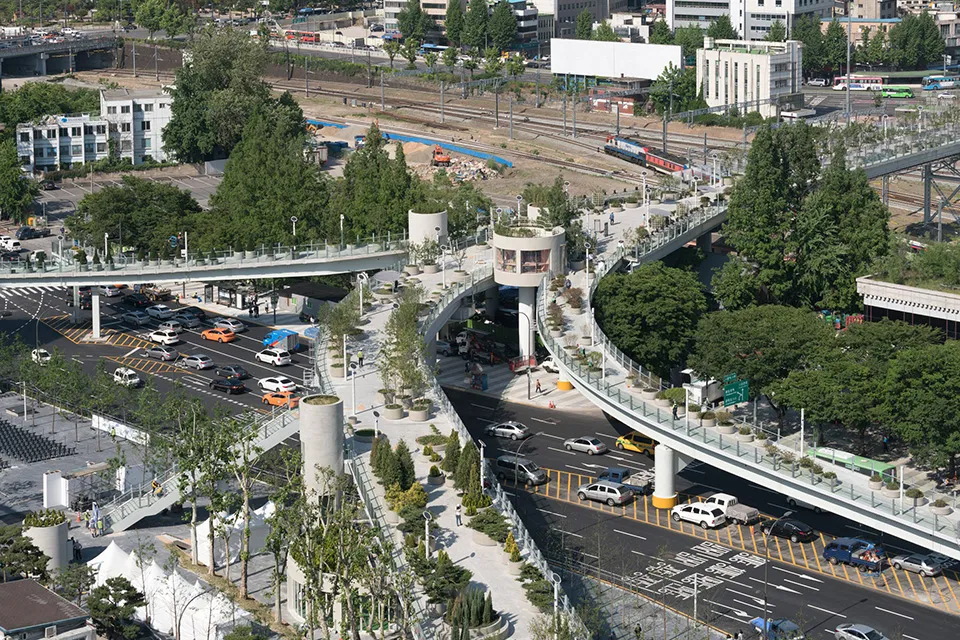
[671,503,726,529]
[564,436,607,455]
[40,180,59,190]
[806,78,828,87]
[258,376,297,393]
[123,311,151,326]
[761,517,817,543]
[201,327,237,343]
[181,354,215,370]
[484,420,530,440]
[890,552,943,577]
[122,293,151,308]
[214,317,246,333]
[113,367,143,388]
[149,329,180,346]
[15,226,51,240]
[494,454,547,485]
[750,617,804,640]
[173,310,202,328]
[577,480,633,506]
[178,306,207,320]
[144,345,177,361]
[262,391,299,408]
[209,378,246,394]
[822,538,885,572]
[256,348,292,366]
[146,304,175,320]
[834,623,888,640]
[540,356,559,374]
[614,431,656,455]
[31,348,51,365]
[436,340,455,356]
[97,284,123,297]
[785,495,824,513]
[216,364,250,379]
[157,320,184,334]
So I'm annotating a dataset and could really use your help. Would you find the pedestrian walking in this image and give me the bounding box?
[672,404,678,420]
[464,361,470,374]
[535,379,542,394]
[72,538,81,562]
[455,504,462,526]
[609,211,615,225]
[358,349,364,367]
[882,435,889,453]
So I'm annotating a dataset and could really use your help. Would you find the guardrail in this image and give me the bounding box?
[847,121,960,172]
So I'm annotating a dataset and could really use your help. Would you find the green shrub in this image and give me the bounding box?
[905,488,924,499]
[714,410,733,425]
[662,387,687,406]
[870,474,883,483]
[386,482,428,512]
[701,411,716,420]
[823,471,837,480]
[886,481,901,491]
[467,508,510,543]
[24,509,66,527]
[933,498,948,508]
[811,463,824,475]
[429,465,442,477]
[739,426,752,435]
[416,433,446,446]
[799,457,814,469]
[423,445,434,457]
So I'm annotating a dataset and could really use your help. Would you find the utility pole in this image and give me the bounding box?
[615,104,620,136]
[846,11,852,125]
[703,132,707,164]
[305,54,309,97]
[380,68,385,110]
[495,84,499,128]
[535,42,541,108]
[509,95,513,140]
[154,44,158,81]
[563,93,567,135]
[366,50,371,88]
[440,81,445,123]
[572,94,577,138]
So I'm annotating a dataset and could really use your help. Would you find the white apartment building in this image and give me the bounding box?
[16,114,110,173]
[531,0,602,37]
[667,0,832,39]
[696,37,803,117]
[99,88,173,164]
[667,0,731,31]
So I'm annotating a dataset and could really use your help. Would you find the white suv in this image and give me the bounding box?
[671,503,726,529]
[149,329,180,346]
[113,367,143,388]
[256,348,292,366]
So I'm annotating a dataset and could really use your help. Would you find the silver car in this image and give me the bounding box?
[577,480,633,506]
[891,553,943,577]
[123,311,151,326]
[144,345,177,361]
[484,421,530,440]
[182,354,215,370]
[834,623,889,640]
[564,436,607,455]
[173,311,202,328]
[215,317,246,333]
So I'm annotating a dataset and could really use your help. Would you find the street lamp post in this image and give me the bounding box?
[516,310,535,399]
[423,511,433,559]
[103,232,108,258]
[291,215,298,237]
[339,214,345,249]
[349,362,358,420]
[357,272,368,318]
[551,572,562,640]
[761,510,793,635]
[479,440,485,488]
[584,242,592,320]
[513,432,541,486]
[373,410,380,437]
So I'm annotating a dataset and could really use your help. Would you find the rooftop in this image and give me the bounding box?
[15,113,106,129]
[100,87,169,100]
[0,580,89,633]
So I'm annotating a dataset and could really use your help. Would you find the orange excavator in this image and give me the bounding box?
[431,145,451,167]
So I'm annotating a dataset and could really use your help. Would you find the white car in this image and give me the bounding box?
[484,421,530,440]
[214,318,246,333]
[564,436,607,455]
[113,367,142,388]
[806,77,828,87]
[146,304,174,320]
[31,348,51,365]
[157,320,184,334]
[123,311,151,326]
[671,503,726,529]
[938,92,956,100]
[834,623,889,640]
[540,357,559,374]
[149,329,180,346]
[256,348,292,366]
[258,376,297,393]
[181,354,215,370]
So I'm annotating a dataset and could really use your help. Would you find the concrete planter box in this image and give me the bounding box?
[929,503,953,516]
[868,480,885,491]
[716,424,738,435]
[330,365,345,378]
[440,616,507,640]
[639,389,658,401]
[404,264,420,276]
[244,250,256,259]
[570,260,585,271]
[506,561,523,576]
[550,329,564,339]
[624,201,640,209]
[451,270,469,282]
[148,260,159,267]
[427,474,445,486]
[882,487,901,499]
[409,408,431,422]
[422,264,440,274]
[383,405,405,420]
[653,398,671,408]
[354,431,376,444]
[233,251,244,260]
[734,432,755,443]
[579,336,593,346]
[907,496,927,508]
[472,530,498,547]
[24,519,68,573]
[700,418,716,428]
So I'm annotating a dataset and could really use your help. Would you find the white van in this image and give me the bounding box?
[113,367,143,388]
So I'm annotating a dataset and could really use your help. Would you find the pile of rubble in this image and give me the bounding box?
[411,155,500,182]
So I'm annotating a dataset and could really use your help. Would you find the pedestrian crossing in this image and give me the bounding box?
[40,314,153,349]
[0,285,67,297]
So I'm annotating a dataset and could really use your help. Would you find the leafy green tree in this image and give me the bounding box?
[443,45,460,71]
[161,0,195,37]
[0,524,48,582]
[0,139,37,224]
[649,64,706,115]
[593,21,619,42]
[649,19,673,45]
[54,563,97,605]
[489,0,517,51]
[455,441,480,491]
[791,14,824,75]
[134,0,166,39]
[888,12,944,70]
[0,83,99,129]
[424,51,439,73]
[594,263,707,378]
[87,576,146,640]
[223,625,268,640]
[673,25,704,58]
[445,0,465,46]
[823,19,848,73]
[765,19,786,42]
[505,53,525,78]
[401,39,419,68]
[865,27,887,66]
[483,46,503,75]
[384,39,401,69]
[707,15,739,39]
[398,0,432,43]
[575,9,593,40]
[463,0,489,50]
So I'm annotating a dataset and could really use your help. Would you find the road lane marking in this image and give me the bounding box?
[806,604,844,618]
[874,606,913,620]
[714,611,752,623]
[530,417,557,425]
[123,347,141,357]
[783,578,818,591]
[540,432,565,440]
[470,403,496,410]
[548,446,576,456]
[772,566,822,582]
[613,529,646,541]
[748,484,775,493]
[565,465,592,473]
[536,509,567,518]
[557,530,582,538]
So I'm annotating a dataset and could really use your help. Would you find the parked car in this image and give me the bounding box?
[494,454,547,485]
[15,226,50,240]
[262,391,299,408]
[436,340,455,356]
[178,306,207,320]
[702,493,760,526]
[201,327,237,343]
[258,376,297,393]
[209,378,246,394]
[157,320,183,334]
[671,503,726,529]
[113,367,143,388]
[834,623,889,640]
[750,618,804,640]
[822,538,885,572]
[31,348,51,365]
[0,237,23,252]
[564,436,607,455]
[596,467,651,495]
[761,518,817,543]
[214,317,246,333]
[144,345,177,361]
[484,420,530,440]
[182,354,215,370]
[806,78,828,87]
[614,431,656,455]
[149,329,180,346]
[216,364,250,379]
[40,180,59,190]
[577,480,633,506]
[173,310,202,328]
[146,304,175,320]
[890,553,943,577]
[123,311,151,326]
[256,348,292,366]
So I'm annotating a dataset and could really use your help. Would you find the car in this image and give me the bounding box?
[144,345,177,361]
[178,306,207,320]
[97,285,123,297]
[40,180,58,190]
[157,320,184,334]
[0,251,20,262]
[577,480,633,506]
[173,311,202,328]
[761,518,817,543]
[564,436,607,455]
[785,495,823,513]
[149,329,180,345]
[614,431,656,455]
[214,317,246,333]
[540,357,559,374]
[938,92,956,100]
[31,348,51,365]
[484,420,530,440]
[122,293,152,308]
[258,376,297,393]
[834,623,889,640]
[671,503,726,529]
[436,340,455,356]
[806,78,828,87]
[890,553,943,577]
[123,311,151,326]
[216,364,250,380]
[750,618,804,640]
[1,238,23,252]
[596,467,652,495]
[113,367,143,388]
[256,348,292,366]
[209,378,246,394]
[15,226,50,240]
[146,304,174,320]
[495,454,547,485]
[262,391,300,408]
[182,354,215,370]
[202,327,237,343]
[822,538,885,572]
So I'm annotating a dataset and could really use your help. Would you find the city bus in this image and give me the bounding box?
[418,43,448,56]
[922,75,960,90]
[833,75,883,91]
[881,85,914,98]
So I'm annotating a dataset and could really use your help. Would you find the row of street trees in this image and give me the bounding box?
[401,0,518,52]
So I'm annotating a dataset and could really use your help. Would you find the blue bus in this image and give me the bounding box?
[418,43,449,56]
[923,75,960,90]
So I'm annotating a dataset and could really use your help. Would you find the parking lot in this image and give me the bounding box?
[36,173,222,217]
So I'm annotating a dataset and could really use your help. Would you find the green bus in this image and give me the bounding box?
[881,85,914,98]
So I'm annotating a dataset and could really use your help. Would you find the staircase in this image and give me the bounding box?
[102,409,301,533]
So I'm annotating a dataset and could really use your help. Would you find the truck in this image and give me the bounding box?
[596,467,652,496]
[822,537,885,573]
[680,368,723,408]
[702,493,760,526]
[137,283,171,301]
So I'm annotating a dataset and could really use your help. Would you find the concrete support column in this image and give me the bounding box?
[518,286,535,359]
[37,53,47,76]
[881,174,889,206]
[484,284,499,320]
[923,163,933,225]
[91,293,101,339]
[71,286,80,324]
[651,444,678,509]
[696,232,712,254]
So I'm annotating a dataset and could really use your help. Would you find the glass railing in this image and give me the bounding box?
[848,121,960,169]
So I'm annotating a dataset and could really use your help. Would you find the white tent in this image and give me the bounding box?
[87,541,131,586]
[196,502,275,568]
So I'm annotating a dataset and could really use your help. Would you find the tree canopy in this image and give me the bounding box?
[593,21,620,42]
[0,524,48,582]
[445,0,465,46]
[0,82,99,129]
[649,19,672,45]
[707,15,739,40]
[463,0,489,50]
[0,139,37,224]
[489,0,518,51]
[765,20,787,42]
[398,0,433,43]
[575,9,593,40]
[649,64,706,115]
[87,576,147,640]
[887,12,944,70]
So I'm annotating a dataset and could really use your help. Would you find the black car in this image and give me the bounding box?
[0,251,21,262]
[209,378,246,394]
[16,226,51,240]
[216,365,250,380]
[179,306,207,320]
[40,180,58,190]
[122,293,152,308]
[762,518,817,543]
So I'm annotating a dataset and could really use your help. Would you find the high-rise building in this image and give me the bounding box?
[667,0,832,39]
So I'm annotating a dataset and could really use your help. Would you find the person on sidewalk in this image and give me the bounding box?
[609,211,615,225]
[358,349,364,367]
[455,504,462,526]
[535,379,542,394]
[672,404,678,420]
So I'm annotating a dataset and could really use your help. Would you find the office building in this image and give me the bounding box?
[99,88,173,164]
[847,0,897,19]
[667,0,832,39]
[16,114,110,173]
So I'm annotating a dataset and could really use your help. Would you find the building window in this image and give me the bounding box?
[520,249,551,273]
[97,142,107,153]
[59,128,68,136]
[60,146,70,156]
[160,103,166,109]
[121,123,131,132]
[140,121,151,131]
[107,106,117,114]
[144,139,152,149]
[72,145,82,155]
[121,140,132,152]
[144,103,154,112]
[20,155,31,164]
[134,103,142,112]
[96,125,107,135]
[45,129,57,139]
[71,127,81,136]
[84,143,94,154]
[121,105,131,114]
[19,132,29,143]
[496,248,517,272]
[84,126,93,135]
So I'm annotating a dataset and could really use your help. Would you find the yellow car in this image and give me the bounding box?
[261,391,299,408]
[615,431,657,456]
[201,327,236,343]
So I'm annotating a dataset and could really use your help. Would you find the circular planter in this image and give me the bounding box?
[354,430,376,444]
[550,329,564,339]
[868,480,884,491]
[404,264,421,276]
[262,254,275,262]
[244,250,256,259]
[422,264,440,274]
[233,251,244,260]
[148,260,159,267]
[451,270,469,282]
[23,519,68,573]
[716,424,738,435]
[330,365,345,379]
[409,408,431,422]
[882,487,901,500]
[734,432,755,443]
[929,503,953,516]
[624,201,640,209]
[653,398,672,408]
[427,474,445,486]
[506,561,523,576]
[383,406,405,420]
[472,530,498,546]
[347,415,358,426]
[639,389,658,401]
[579,336,593,346]
[907,496,927,508]
[700,418,717,428]
[754,437,769,447]
[570,260,585,271]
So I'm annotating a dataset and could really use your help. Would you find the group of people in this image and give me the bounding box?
[80,506,104,537]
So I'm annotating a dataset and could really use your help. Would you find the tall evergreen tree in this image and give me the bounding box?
[489,0,518,51]
[823,19,848,73]
[765,19,787,42]
[707,15,739,39]
[0,139,37,225]
[463,0,489,50]
[86,577,147,640]
[593,21,620,42]
[395,439,416,491]
[649,19,673,45]
[673,25,704,58]
[575,9,593,40]
[398,0,431,43]
[791,15,824,75]
[445,0,465,47]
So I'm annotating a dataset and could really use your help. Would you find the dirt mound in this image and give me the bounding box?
[402,141,434,164]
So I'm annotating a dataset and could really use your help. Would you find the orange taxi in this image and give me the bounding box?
[200,327,237,343]
[262,391,299,408]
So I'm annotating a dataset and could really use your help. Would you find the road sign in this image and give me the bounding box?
[723,373,737,384]
[723,380,749,407]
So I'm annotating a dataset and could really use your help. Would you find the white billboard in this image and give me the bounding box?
[551,40,683,81]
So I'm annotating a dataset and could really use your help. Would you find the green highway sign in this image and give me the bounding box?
[724,380,749,407]
[723,373,737,384]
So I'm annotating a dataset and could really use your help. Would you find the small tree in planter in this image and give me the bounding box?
[442,430,460,475]
[76,250,88,268]
[566,287,583,310]
[136,248,146,263]
[92,249,101,269]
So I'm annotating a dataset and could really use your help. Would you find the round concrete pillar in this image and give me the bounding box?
[299,394,345,497]
[651,444,678,509]
[484,284,499,320]
[24,519,68,573]
[408,210,448,246]
[518,287,536,359]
